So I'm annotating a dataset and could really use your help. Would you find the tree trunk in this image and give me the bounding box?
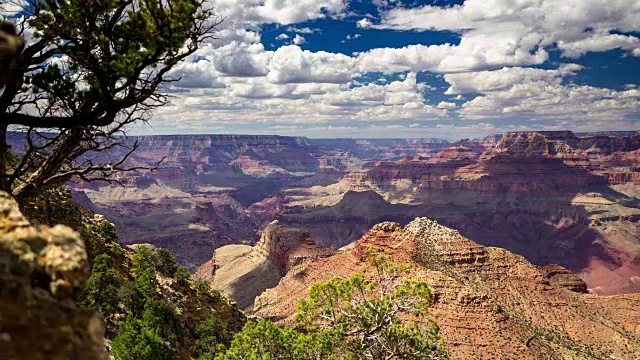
[0,124,10,193]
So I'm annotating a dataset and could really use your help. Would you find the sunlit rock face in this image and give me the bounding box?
[194,221,333,311]
[253,219,640,360]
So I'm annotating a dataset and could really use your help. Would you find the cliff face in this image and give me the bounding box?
[253,219,640,360]
[194,221,333,311]
[496,130,640,156]
[11,131,638,295]
[266,131,640,295]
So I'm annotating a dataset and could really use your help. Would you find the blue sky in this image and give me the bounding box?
[4,0,640,139]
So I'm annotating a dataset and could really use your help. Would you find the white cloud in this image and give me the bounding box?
[275,33,290,40]
[286,26,321,34]
[166,60,226,89]
[357,18,373,28]
[0,1,26,16]
[292,34,306,45]
[443,65,583,95]
[344,34,362,41]
[375,0,640,63]
[266,46,356,84]
[205,42,273,77]
[558,33,640,58]
[437,101,457,109]
[444,66,640,121]
[212,0,348,26]
[356,33,550,74]
[211,28,262,47]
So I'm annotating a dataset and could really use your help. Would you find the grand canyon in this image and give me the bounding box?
[4,1,640,358]
[7,129,640,357]
[39,130,638,296]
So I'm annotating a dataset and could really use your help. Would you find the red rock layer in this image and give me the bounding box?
[254,219,640,359]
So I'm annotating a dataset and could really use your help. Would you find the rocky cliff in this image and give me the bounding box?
[194,221,333,311]
[263,131,640,295]
[253,219,640,359]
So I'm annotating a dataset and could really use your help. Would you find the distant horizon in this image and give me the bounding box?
[9,128,640,142]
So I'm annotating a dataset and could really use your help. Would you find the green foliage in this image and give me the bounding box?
[82,219,122,264]
[194,279,222,303]
[141,299,180,346]
[174,265,191,285]
[1,0,219,202]
[20,187,85,231]
[216,251,447,360]
[195,311,227,360]
[295,250,447,359]
[25,0,210,118]
[153,248,178,277]
[214,319,334,360]
[78,254,122,324]
[125,246,159,316]
[111,316,175,360]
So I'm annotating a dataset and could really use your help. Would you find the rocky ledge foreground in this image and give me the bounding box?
[251,219,640,359]
[0,192,106,359]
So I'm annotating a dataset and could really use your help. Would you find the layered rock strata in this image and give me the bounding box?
[195,221,333,311]
[253,219,640,359]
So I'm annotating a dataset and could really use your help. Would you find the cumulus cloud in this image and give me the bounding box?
[211,0,348,26]
[375,0,640,64]
[356,33,549,74]
[558,33,640,58]
[319,73,430,107]
[275,33,290,40]
[266,46,356,84]
[443,65,583,95]
[166,60,226,90]
[205,42,273,77]
[437,101,457,109]
[443,66,640,121]
[357,18,373,28]
[292,34,306,45]
[211,28,262,47]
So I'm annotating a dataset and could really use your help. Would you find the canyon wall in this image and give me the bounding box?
[252,219,640,359]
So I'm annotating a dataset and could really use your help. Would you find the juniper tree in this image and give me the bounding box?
[0,0,221,202]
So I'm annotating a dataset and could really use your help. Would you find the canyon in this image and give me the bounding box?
[11,130,639,297]
[251,218,640,359]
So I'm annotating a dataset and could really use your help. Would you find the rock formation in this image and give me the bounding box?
[253,219,640,359]
[0,192,106,359]
[266,131,640,295]
[194,221,333,311]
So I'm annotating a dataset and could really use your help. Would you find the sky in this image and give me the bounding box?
[3,0,640,139]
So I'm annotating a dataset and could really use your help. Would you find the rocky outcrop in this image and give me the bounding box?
[0,192,106,359]
[407,218,488,269]
[541,265,588,293]
[253,219,640,359]
[195,221,333,311]
[496,130,640,156]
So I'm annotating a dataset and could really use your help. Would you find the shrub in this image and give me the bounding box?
[154,248,178,277]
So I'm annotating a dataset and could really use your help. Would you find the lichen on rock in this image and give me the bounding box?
[0,191,107,360]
